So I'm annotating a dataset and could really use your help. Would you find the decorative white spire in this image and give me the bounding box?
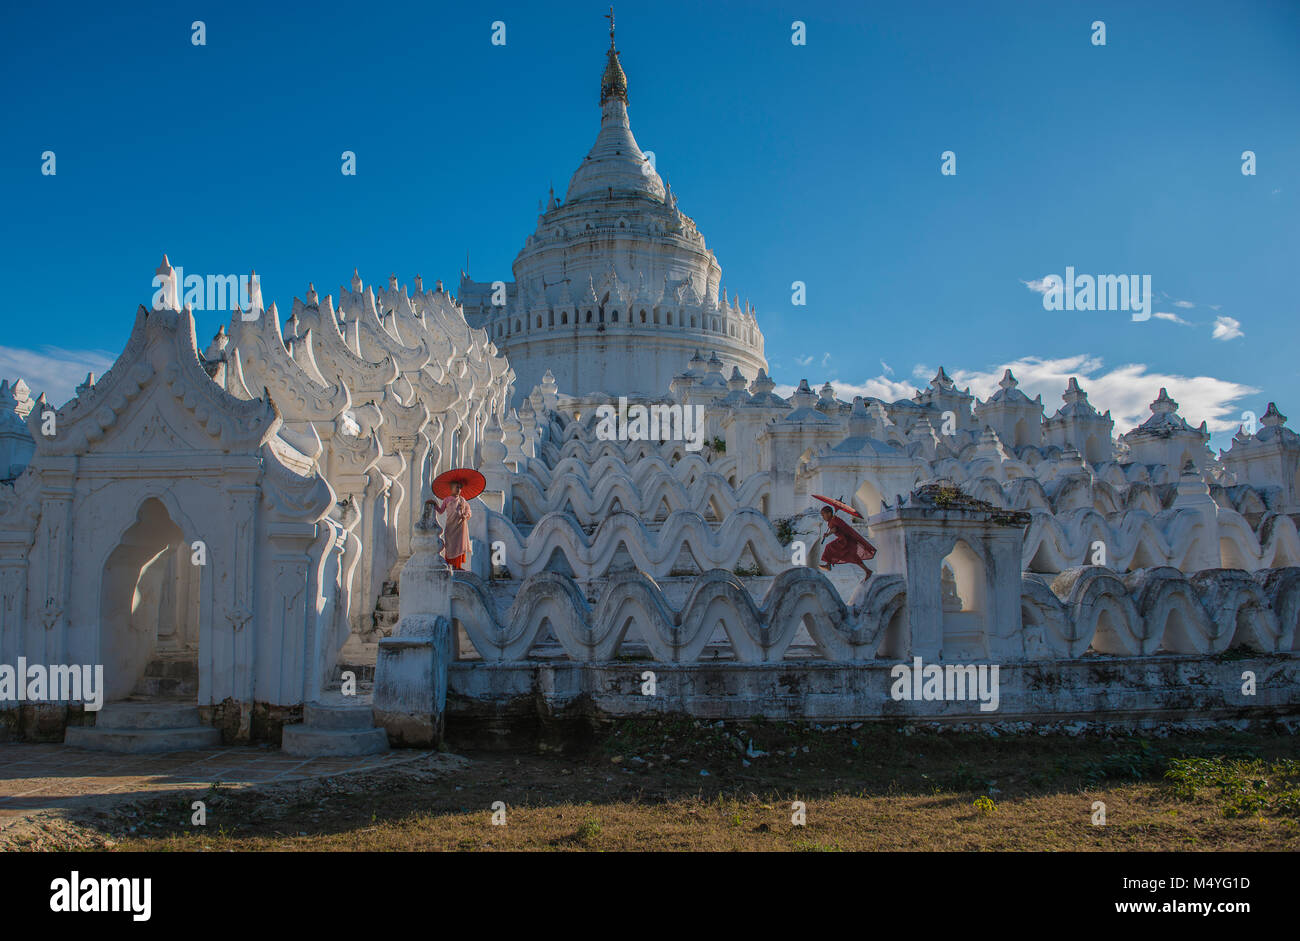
[154,255,179,311]
[247,269,263,314]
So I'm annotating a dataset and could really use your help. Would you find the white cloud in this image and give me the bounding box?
[1173,300,1196,309]
[1211,316,1243,341]
[774,377,918,403]
[0,345,117,409]
[1021,276,1056,295]
[794,354,814,367]
[880,359,894,376]
[775,353,1258,438]
[944,355,1256,434]
[820,352,831,367]
[1154,311,1192,325]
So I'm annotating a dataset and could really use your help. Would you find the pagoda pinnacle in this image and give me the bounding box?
[600,7,627,105]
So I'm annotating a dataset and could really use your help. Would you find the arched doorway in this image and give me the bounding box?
[99,498,202,703]
[1012,417,1031,448]
[940,539,988,659]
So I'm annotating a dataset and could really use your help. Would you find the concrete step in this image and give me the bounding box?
[133,658,199,699]
[279,697,388,756]
[65,724,222,754]
[94,701,203,730]
[332,663,376,683]
[142,658,198,679]
[303,702,376,730]
[281,725,389,757]
[63,700,221,753]
[133,675,198,698]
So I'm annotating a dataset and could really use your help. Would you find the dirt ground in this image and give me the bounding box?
[3,719,1297,851]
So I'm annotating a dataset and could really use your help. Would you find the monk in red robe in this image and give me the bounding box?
[433,480,472,570]
[817,505,876,579]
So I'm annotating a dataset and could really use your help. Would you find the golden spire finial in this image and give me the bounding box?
[600,7,627,105]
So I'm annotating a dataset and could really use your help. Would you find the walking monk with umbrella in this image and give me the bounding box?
[812,494,876,581]
[431,467,486,570]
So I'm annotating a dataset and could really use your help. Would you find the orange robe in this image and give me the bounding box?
[820,514,876,567]
[434,494,472,569]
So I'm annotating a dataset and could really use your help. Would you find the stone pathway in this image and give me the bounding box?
[0,742,426,834]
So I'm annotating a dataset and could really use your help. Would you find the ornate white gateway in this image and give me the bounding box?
[0,22,1296,752]
[0,259,512,747]
[0,303,342,740]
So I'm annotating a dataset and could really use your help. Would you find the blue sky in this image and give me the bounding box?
[2,0,1296,448]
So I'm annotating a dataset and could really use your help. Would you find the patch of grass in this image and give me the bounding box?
[1165,756,1300,819]
[774,518,796,546]
[932,486,963,508]
[793,839,842,852]
[941,763,997,793]
[1078,741,1166,784]
[574,819,603,845]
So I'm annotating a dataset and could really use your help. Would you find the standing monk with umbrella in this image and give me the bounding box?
[431,467,486,570]
[812,494,876,581]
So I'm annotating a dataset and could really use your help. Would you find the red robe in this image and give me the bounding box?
[820,514,877,567]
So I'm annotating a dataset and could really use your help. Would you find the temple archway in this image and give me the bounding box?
[940,539,988,659]
[1012,417,1032,448]
[99,497,203,703]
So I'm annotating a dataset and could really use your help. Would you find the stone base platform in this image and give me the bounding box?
[443,654,1300,748]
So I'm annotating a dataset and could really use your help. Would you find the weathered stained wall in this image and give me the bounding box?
[446,654,1300,734]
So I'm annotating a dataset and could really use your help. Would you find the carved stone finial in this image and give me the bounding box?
[1062,377,1087,405]
[416,498,448,567]
[1150,387,1178,414]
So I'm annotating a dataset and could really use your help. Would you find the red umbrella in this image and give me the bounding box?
[811,493,862,519]
[433,467,486,500]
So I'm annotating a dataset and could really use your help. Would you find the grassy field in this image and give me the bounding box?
[8,719,1299,851]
